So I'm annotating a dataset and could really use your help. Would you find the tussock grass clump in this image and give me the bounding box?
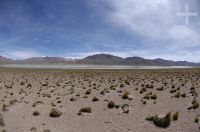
[20,81,25,85]
[181,93,186,98]
[170,89,176,94]
[49,109,62,117]
[33,111,40,116]
[79,107,92,113]
[109,85,115,90]
[2,104,8,112]
[70,97,77,101]
[192,99,199,109]
[150,94,157,100]
[124,80,130,85]
[43,129,51,132]
[156,86,164,91]
[174,92,180,98]
[195,115,200,123]
[122,91,129,99]
[92,97,99,102]
[107,101,115,109]
[143,93,150,100]
[173,112,179,121]
[146,112,171,128]
[85,89,92,95]
[120,84,125,88]
[0,114,5,127]
[140,87,146,94]
[171,85,175,88]
[32,101,44,107]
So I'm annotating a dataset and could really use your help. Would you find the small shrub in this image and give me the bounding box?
[192,99,199,109]
[122,91,129,99]
[33,111,40,116]
[85,89,91,95]
[2,104,8,112]
[143,93,150,100]
[115,105,120,109]
[124,80,130,85]
[120,84,125,88]
[43,129,51,132]
[156,86,164,91]
[146,112,171,128]
[170,89,176,94]
[140,87,146,94]
[109,85,115,90]
[79,107,92,113]
[195,116,199,123]
[181,93,186,98]
[49,109,62,117]
[174,92,180,98]
[107,101,115,109]
[100,90,105,95]
[92,97,99,102]
[20,81,25,85]
[0,114,5,127]
[173,112,179,121]
[70,97,77,101]
[151,94,157,100]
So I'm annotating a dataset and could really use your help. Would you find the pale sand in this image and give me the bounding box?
[0,68,199,132]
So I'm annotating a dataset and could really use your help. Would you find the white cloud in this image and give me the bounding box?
[101,0,200,46]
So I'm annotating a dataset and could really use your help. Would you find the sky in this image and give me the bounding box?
[0,0,200,62]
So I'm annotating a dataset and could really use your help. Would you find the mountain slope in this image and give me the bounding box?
[0,56,14,64]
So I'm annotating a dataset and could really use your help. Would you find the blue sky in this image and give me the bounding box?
[0,0,200,62]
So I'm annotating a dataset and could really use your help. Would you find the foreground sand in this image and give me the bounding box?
[0,68,199,132]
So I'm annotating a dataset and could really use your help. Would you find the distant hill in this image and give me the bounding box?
[0,54,199,66]
[0,56,14,64]
[18,57,76,64]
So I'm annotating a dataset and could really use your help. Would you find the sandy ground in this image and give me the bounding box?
[0,68,199,132]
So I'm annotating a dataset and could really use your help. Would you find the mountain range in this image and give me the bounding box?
[0,54,199,66]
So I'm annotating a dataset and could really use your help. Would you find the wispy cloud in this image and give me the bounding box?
[101,0,200,44]
[1,49,43,60]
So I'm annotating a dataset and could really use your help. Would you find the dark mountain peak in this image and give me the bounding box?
[125,56,145,60]
[79,53,123,64]
[85,53,123,59]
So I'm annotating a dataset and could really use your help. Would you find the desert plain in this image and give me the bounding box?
[0,68,199,132]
